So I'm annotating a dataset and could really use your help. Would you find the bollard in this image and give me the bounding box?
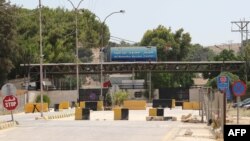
[114,108,129,120]
[149,108,164,116]
[82,108,90,120]
[75,107,90,120]
[54,104,59,112]
[157,108,164,116]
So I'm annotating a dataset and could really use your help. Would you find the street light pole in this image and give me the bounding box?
[67,0,85,102]
[99,10,125,101]
[38,0,44,117]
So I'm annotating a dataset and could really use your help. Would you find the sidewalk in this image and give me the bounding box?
[162,122,216,141]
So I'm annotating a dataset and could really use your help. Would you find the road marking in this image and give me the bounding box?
[162,127,180,141]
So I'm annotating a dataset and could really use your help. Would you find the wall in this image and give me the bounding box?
[189,88,200,102]
[0,90,77,115]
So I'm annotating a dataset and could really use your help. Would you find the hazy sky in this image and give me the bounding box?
[9,0,250,46]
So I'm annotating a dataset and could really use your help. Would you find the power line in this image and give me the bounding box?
[110,35,138,43]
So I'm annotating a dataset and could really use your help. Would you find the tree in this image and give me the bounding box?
[203,49,239,79]
[140,25,194,88]
[206,72,240,89]
[185,44,215,61]
[0,0,18,85]
[78,47,93,62]
[8,7,110,83]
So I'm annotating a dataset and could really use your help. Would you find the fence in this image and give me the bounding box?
[199,87,224,129]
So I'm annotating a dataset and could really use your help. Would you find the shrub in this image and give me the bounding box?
[35,95,51,106]
[113,91,129,106]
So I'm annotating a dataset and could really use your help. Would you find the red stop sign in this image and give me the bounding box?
[3,95,18,110]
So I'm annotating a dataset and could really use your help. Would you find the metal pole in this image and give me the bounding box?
[39,0,44,117]
[237,96,240,124]
[222,91,225,138]
[75,8,79,101]
[100,10,125,100]
[100,49,103,100]
[11,110,14,121]
[67,0,85,102]
[149,71,152,102]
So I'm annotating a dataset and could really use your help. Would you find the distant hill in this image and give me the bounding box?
[206,43,241,54]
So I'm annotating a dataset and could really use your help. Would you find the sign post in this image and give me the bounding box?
[217,75,230,137]
[232,81,247,124]
[1,83,18,121]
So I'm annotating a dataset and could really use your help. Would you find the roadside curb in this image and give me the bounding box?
[42,112,75,120]
[0,121,17,130]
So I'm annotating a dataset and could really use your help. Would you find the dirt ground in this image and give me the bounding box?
[226,105,250,124]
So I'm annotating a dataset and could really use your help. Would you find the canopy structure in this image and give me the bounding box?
[21,61,245,74]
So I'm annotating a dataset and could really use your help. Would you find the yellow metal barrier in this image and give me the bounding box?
[183,102,201,110]
[79,102,85,108]
[172,99,176,108]
[123,100,146,110]
[25,103,48,113]
[36,103,49,112]
[183,102,193,110]
[75,107,82,120]
[59,101,70,109]
[192,102,201,110]
[113,108,122,120]
[97,101,103,111]
[24,103,35,113]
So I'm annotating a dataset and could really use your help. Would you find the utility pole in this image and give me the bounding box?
[67,0,85,103]
[231,19,250,83]
[39,0,44,117]
[231,19,250,124]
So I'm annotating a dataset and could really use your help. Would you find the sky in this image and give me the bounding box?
[9,0,250,46]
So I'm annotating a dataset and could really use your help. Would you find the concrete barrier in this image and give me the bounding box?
[149,108,164,116]
[113,108,129,120]
[44,110,75,120]
[79,101,103,111]
[123,100,146,110]
[59,101,70,109]
[0,121,17,130]
[75,107,90,120]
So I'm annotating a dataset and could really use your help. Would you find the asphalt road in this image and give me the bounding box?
[0,108,215,141]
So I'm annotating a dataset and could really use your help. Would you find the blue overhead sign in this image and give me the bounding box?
[110,47,157,62]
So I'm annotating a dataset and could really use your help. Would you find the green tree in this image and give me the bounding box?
[206,72,240,89]
[140,25,194,88]
[8,7,110,83]
[0,0,18,85]
[185,44,215,61]
[203,49,239,79]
